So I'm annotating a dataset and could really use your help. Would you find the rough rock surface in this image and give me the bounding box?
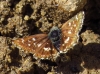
[1,0,100,74]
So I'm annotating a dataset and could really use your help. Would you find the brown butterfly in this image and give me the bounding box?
[13,11,84,59]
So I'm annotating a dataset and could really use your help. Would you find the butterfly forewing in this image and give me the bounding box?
[60,11,84,52]
[13,34,47,52]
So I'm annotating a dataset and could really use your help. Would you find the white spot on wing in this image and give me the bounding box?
[21,39,24,43]
[76,15,78,20]
[44,47,51,51]
[37,43,42,47]
[28,40,31,42]
[68,30,72,34]
[32,38,36,41]
[62,44,64,46]
[74,24,76,27]
[41,57,44,59]
[64,37,70,43]
[68,22,71,26]
[28,43,31,46]
[60,51,63,53]
[81,19,83,24]
[34,43,36,46]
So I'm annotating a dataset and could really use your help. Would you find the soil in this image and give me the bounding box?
[0,0,100,74]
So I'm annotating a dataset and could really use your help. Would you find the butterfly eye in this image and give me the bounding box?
[51,30,58,37]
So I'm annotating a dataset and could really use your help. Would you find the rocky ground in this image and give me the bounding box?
[0,0,100,74]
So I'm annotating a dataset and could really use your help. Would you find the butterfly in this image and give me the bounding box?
[13,11,85,59]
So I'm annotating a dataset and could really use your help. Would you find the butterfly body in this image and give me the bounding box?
[48,26,61,52]
[13,11,85,59]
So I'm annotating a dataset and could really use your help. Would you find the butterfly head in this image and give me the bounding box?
[48,26,61,52]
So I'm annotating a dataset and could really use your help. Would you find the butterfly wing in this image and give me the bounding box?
[60,11,84,52]
[13,34,57,59]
